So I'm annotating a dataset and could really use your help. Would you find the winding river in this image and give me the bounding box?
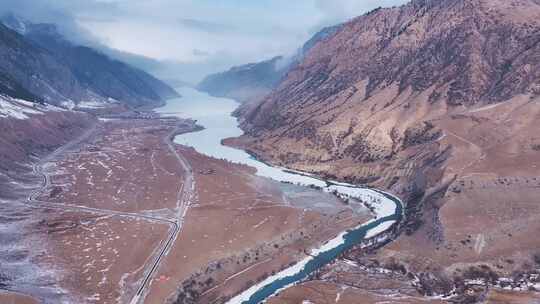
[158,87,403,304]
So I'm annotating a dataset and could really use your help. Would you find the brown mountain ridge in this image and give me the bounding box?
[234,0,540,200]
[228,0,540,301]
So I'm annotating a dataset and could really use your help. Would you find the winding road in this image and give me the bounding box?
[24,118,195,304]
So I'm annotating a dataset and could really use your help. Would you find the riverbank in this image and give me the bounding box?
[139,143,371,304]
[157,87,404,304]
[224,192,401,304]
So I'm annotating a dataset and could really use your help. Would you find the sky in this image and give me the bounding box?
[0,0,407,83]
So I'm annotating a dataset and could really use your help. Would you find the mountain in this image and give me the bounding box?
[0,22,89,105]
[196,25,341,103]
[230,0,540,298]
[0,70,40,103]
[299,24,341,57]
[237,0,540,180]
[196,56,288,103]
[0,15,178,107]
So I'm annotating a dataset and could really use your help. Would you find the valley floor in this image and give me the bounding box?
[4,94,539,304]
[1,110,372,304]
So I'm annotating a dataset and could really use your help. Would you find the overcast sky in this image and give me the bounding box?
[0,0,407,83]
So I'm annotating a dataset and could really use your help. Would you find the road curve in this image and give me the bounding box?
[23,118,194,304]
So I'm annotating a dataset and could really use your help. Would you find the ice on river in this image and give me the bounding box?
[158,87,402,304]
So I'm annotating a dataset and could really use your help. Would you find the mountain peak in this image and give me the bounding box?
[1,13,29,35]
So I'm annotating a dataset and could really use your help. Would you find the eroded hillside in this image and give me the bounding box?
[231,0,540,301]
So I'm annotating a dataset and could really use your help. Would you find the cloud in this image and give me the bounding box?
[0,0,408,83]
[0,0,115,45]
[178,18,234,34]
[314,0,406,22]
[192,49,210,57]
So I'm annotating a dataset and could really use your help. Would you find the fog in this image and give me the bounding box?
[0,0,408,85]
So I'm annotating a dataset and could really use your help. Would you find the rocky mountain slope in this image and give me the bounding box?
[0,70,40,102]
[0,22,84,104]
[230,0,540,301]
[0,15,178,108]
[197,25,341,103]
[236,0,540,191]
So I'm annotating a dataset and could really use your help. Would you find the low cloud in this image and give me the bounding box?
[0,0,408,84]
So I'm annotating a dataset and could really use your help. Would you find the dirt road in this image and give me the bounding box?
[24,117,195,304]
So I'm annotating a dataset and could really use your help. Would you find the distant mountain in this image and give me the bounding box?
[196,25,341,103]
[197,56,288,103]
[0,15,178,107]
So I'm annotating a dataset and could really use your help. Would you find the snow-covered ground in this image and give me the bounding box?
[76,94,119,109]
[76,100,108,109]
[364,220,396,239]
[0,95,63,119]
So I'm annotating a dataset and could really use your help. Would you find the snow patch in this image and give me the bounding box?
[77,100,108,109]
[310,230,348,256]
[0,96,41,119]
[364,220,395,239]
[76,95,119,109]
[0,95,63,119]
[60,100,75,110]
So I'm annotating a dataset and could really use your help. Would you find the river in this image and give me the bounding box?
[157,87,403,304]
